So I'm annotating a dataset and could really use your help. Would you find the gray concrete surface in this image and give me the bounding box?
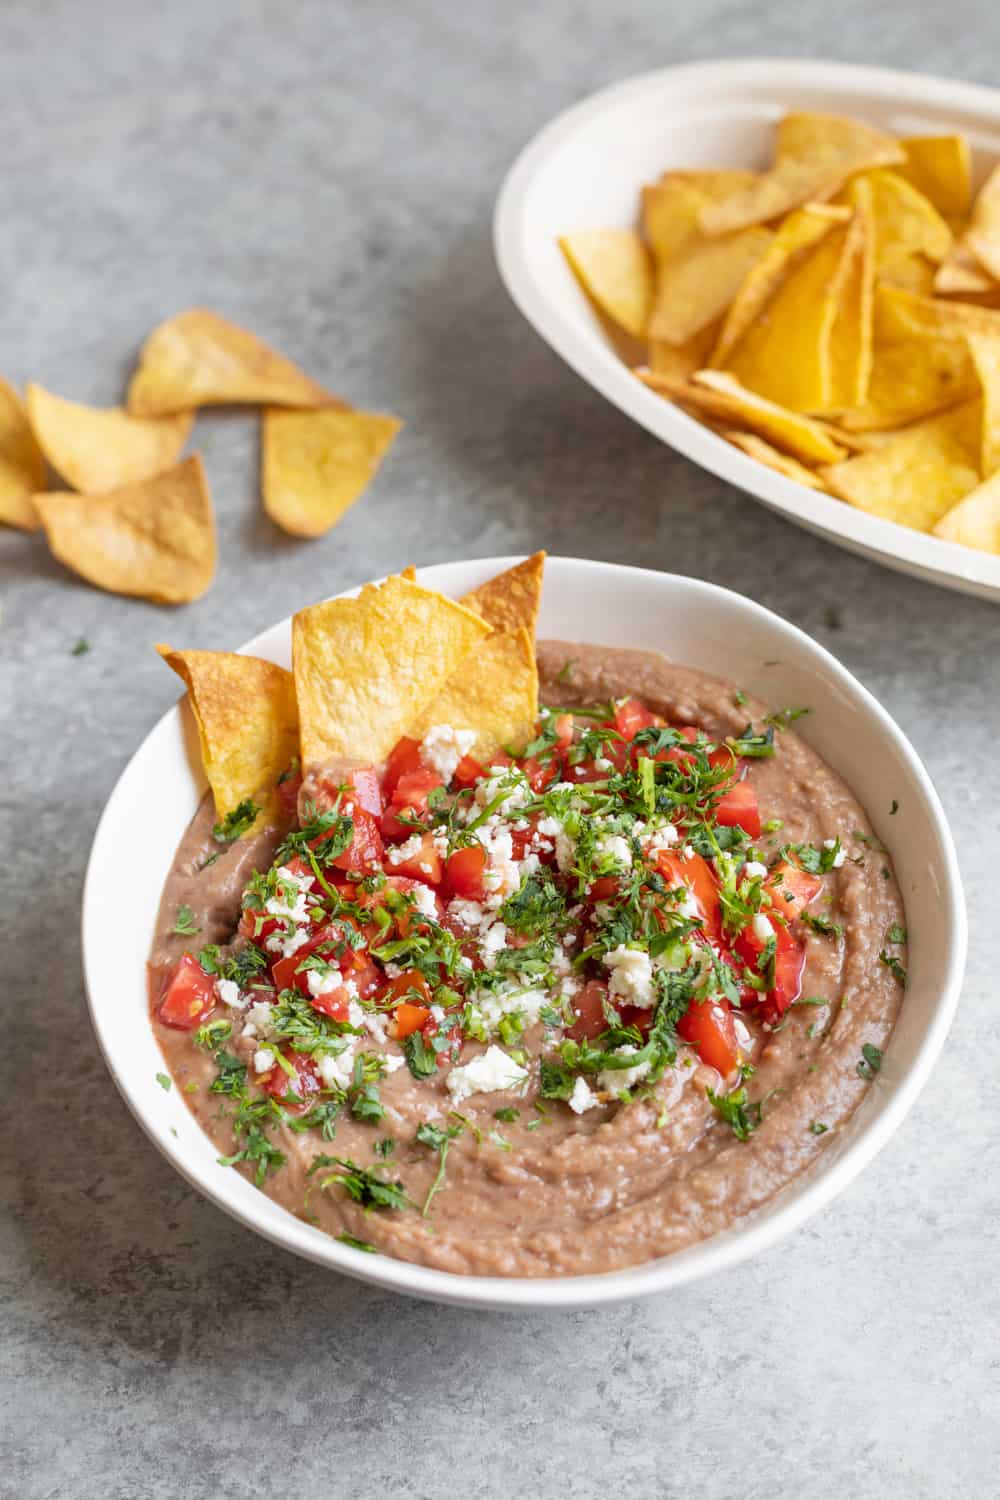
[3,2,998,1496]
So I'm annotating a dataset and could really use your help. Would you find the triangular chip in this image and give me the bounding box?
[639,369,846,464]
[0,378,46,531]
[26,384,192,493]
[933,468,1000,551]
[292,574,491,770]
[828,189,876,410]
[262,407,403,538]
[411,627,539,759]
[934,241,997,295]
[836,285,978,431]
[721,430,829,490]
[648,321,720,380]
[128,309,336,415]
[33,453,216,604]
[699,112,903,236]
[558,230,653,337]
[642,170,757,260]
[842,169,952,287]
[821,400,982,530]
[964,165,1000,282]
[965,331,1000,476]
[646,224,773,345]
[898,135,972,219]
[460,552,545,637]
[157,646,299,829]
[708,204,850,368]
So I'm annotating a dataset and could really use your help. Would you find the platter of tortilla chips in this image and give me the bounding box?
[495,58,1000,598]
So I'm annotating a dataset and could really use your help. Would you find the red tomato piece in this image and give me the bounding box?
[262,1050,322,1104]
[380,968,433,1008]
[553,713,574,749]
[329,808,384,873]
[388,831,443,886]
[764,859,824,921]
[587,875,620,902]
[384,736,423,798]
[157,953,218,1031]
[678,997,740,1075]
[614,697,657,740]
[657,849,722,939]
[715,779,761,837]
[344,766,383,817]
[393,1002,432,1039]
[393,766,444,807]
[567,978,612,1042]
[445,843,488,900]
[344,953,383,1000]
[734,917,806,1017]
[522,755,560,793]
[309,984,352,1022]
[453,754,485,790]
[276,770,302,818]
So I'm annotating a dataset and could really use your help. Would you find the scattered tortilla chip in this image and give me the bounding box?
[709,204,850,368]
[26,383,192,493]
[292,574,491,770]
[964,165,1000,282]
[156,646,299,827]
[0,378,46,531]
[558,230,653,338]
[721,431,829,490]
[699,113,903,236]
[821,400,982,530]
[932,468,1000,551]
[411,627,538,759]
[262,407,402,538]
[33,453,216,604]
[461,552,545,637]
[646,225,773,345]
[640,368,846,464]
[899,135,972,219]
[828,189,876,410]
[128,309,336,415]
[837,285,978,430]
[965,332,1000,476]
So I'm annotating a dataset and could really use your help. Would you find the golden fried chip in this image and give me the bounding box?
[292,574,491,770]
[559,230,654,337]
[708,204,849,368]
[0,378,46,531]
[932,468,1000,551]
[821,400,982,530]
[26,384,192,493]
[964,165,1000,282]
[699,112,903,236]
[646,225,773,345]
[828,190,876,410]
[898,135,972,219]
[461,552,545,637]
[965,331,1000,476]
[156,646,299,827]
[128,309,336,415]
[837,285,978,430]
[843,169,952,284]
[934,241,997,295]
[411,627,538,759]
[33,453,216,604]
[262,407,403,538]
[639,369,846,464]
[721,430,829,489]
[641,172,757,261]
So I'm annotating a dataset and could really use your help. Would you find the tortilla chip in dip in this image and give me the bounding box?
[0,378,46,531]
[26,383,192,493]
[157,647,299,830]
[33,453,216,604]
[558,230,653,338]
[933,468,1000,551]
[262,406,403,538]
[461,551,545,637]
[292,574,491,770]
[411,626,539,759]
[128,309,336,415]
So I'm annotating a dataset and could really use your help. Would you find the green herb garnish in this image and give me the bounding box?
[212,798,261,843]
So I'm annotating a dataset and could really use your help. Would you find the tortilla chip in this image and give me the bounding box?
[879,253,937,295]
[844,169,952,283]
[964,165,1000,282]
[33,453,216,604]
[558,230,653,338]
[292,574,491,769]
[837,285,978,430]
[821,400,982,530]
[898,135,972,219]
[26,384,192,494]
[411,627,538,759]
[935,237,998,295]
[699,112,903,236]
[157,646,299,826]
[965,332,1000,476]
[128,309,336,415]
[0,378,46,531]
[648,322,721,379]
[721,430,829,490]
[639,369,846,464]
[828,190,876,410]
[262,407,402,538]
[642,170,757,260]
[646,225,773,345]
[461,552,545,637]
[932,468,1000,551]
[708,204,850,368]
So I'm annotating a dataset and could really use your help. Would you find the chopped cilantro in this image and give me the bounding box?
[706,1085,760,1141]
[886,922,907,945]
[878,950,907,986]
[889,799,899,815]
[493,1106,519,1123]
[71,637,90,656]
[802,911,843,939]
[416,1120,463,1215]
[212,798,261,843]
[171,904,200,936]
[557,659,576,685]
[809,1121,829,1135]
[732,689,747,707]
[403,1028,441,1079]
[310,1156,410,1210]
[764,706,810,731]
[155,1072,172,1092]
[337,1232,377,1252]
[857,1043,884,1080]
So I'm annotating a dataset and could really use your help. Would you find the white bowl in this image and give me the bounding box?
[82,557,966,1310]
[493,59,1000,603]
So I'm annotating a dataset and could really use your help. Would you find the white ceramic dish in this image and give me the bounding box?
[83,557,966,1310]
[494,59,1000,602]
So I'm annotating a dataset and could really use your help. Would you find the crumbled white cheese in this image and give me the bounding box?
[568,1075,599,1114]
[252,1047,275,1074]
[317,1047,357,1091]
[480,921,508,969]
[744,860,768,880]
[306,966,342,998]
[474,766,531,814]
[597,833,633,870]
[216,978,245,1009]
[594,756,612,771]
[445,1045,528,1103]
[363,1009,390,1045]
[447,897,488,930]
[473,980,549,1034]
[409,882,439,920]
[383,1053,405,1073]
[643,823,679,857]
[474,817,521,898]
[824,837,847,868]
[264,865,313,924]
[421,723,477,782]
[602,944,654,1007]
[243,1000,274,1038]
[598,1044,652,1093]
[386,833,425,866]
[752,912,774,942]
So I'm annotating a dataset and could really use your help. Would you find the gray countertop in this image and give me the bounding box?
[3,2,998,1495]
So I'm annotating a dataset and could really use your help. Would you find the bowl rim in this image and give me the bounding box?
[82,556,967,1310]
[492,57,1000,602]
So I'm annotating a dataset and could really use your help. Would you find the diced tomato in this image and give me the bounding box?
[569,736,630,780]
[614,697,657,740]
[380,968,433,1009]
[707,744,737,782]
[343,952,383,1000]
[553,713,574,749]
[567,978,612,1042]
[764,859,823,921]
[343,766,383,817]
[734,917,806,1018]
[522,755,560,793]
[486,750,513,772]
[453,754,484,790]
[383,736,423,798]
[271,917,367,993]
[393,766,444,808]
[262,1050,322,1104]
[276,770,302,818]
[309,984,352,1022]
[157,953,218,1030]
[587,875,620,902]
[715,779,761,837]
[656,849,722,939]
[388,831,443,886]
[678,997,740,1075]
[445,843,488,900]
[381,805,420,841]
[327,808,384,873]
[393,1002,432,1039]
[652,723,699,769]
